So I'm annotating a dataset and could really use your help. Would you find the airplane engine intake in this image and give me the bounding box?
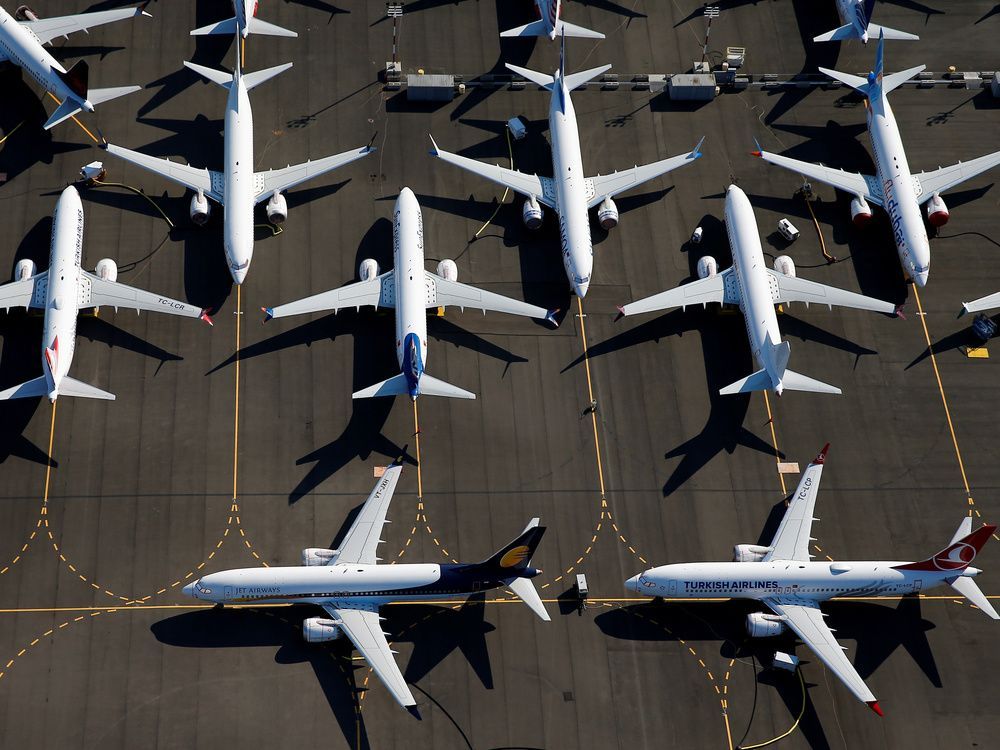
[301,548,338,566]
[850,196,872,227]
[597,197,619,230]
[733,544,771,563]
[95,258,118,282]
[697,256,718,279]
[522,196,543,229]
[14,259,36,281]
[266,192,288,224]
[773,255,796,278]
[925,193,949,227]
[190,192,210,226]
[15,6,39,21]
[436,259,458,281]
[302,617,342,643]
[746,612,786,638]
[358,259,380,281]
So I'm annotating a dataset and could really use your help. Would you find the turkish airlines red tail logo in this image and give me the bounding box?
[894,524,996,572]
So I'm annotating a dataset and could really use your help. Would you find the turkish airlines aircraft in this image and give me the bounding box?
[183,464,550,715]
[814,0,918,43]
[626,444,998,716]
[756,33,1000,287]
[0,186,211,402]
[191,0,297,38]
[0,4,146,130]
[263,188,555,400]
[430,38,703,298]
[102,58,373,284]
[501,0,604,40]
[618,185,896,395]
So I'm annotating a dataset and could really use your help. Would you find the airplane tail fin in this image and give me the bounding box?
[56,60,89,99]
[500,19,604,39]
[246,16,298,38]
[190,16,239,36]
[894,519,997,571]
[778,369,843,395]
[413,373,476,399]
[0,376,50,401]
[55,376,116,400]
[480,518,550,621]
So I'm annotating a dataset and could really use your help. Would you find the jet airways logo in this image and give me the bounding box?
[499,545,531,568]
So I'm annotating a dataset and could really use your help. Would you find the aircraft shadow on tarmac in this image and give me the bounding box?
[595,593,941,750]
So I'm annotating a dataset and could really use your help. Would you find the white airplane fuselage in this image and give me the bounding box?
[835,0,870,42]
[40,186,88,400]
[536,0,561,39]
[549,78,594,297]
[223,76,256,284]
[866,94,930,285]
[724,186,785,386]
[393,188,430,394]
[627,559,978,602]
[0,7,91,112]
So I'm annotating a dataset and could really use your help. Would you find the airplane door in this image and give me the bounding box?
[913,579,922,592]
[668,580,677,596]
[224,585,234,600]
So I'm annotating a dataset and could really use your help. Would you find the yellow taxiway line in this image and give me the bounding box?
[412,398,422,498]
[761,391,787,495]
[576,297,607,497]
[44,92,98,143]
[233,286,242,501]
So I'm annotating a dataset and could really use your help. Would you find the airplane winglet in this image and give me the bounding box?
[866,701,884,717]
[544,309,561,328]
[427,135,439,156]
[199,309,214,326]
[262,306,274,322]
[615,305,626,320]
[690,136,706,159]
[751,138,763,158]
[814,443,830,465]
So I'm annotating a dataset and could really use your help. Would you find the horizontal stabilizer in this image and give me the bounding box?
[87,85,142,106]
[508,577,551,622]
[949,576,1000,619]
[500,19,604,39]
[44,99,84,131]
[246,16,298,38]
[879,64,926,95]
[719,368,773,395]
[500,19,549,38]
[779,369,842,395]
[813,23,858,43]
[0,376,49,401]
[414,373,476,400]
[562,64,613,93]
[817,66,869,94]
[505,63,554,91]
[190,16,238,36]
[353,374,410,399]
[183,61,233,88]
[242,62,294,92]
[56,376,116,400]
[866,23,919,41]
[555,19,605,39]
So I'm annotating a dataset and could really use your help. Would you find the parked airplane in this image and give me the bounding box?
[626,444,998,715]
[0,3,147,130]
[814,0,918,43]
[263,188,555,400]
[430,38,703,298]
[618,185,895,395]
[755,32,1000,288]
[102,58,373,285]
[501,0,604,40]
[191,0,297,38]
[0,186,211,402]
[183,463,550,715]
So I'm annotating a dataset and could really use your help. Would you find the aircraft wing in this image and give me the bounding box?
[961,290,1000,316]
[263,273,391,320]
[23,6,148,46]
[322,603,416,710]
[585,138,704,209]
[766,269,896,314]
[79,271,209,321]
[756,149,883,206]
[619,268,737,317]
[763,445,827,562]
[429,136,555,207]
[253,146,375,202]
[764,597,877,706]
[0,276,43,311]
[332,464,402,565]
[103,143,222,202]
[915,150,1000,204]
[426,272,552,321]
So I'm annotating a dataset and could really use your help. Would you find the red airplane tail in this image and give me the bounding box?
[894,522,996,572]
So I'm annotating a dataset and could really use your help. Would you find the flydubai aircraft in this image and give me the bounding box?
[755,32,1000,287]
[263,188,555,400]
[430,37,703,298]
[191,0,297,38]
[0,186,211,402]
[0,4,146,130]
[183,464,550,715]
[501,0,604,40]
[626,444,998,715]
[102,58,373,284]
[814,0,918,43]
[617,184,896,396]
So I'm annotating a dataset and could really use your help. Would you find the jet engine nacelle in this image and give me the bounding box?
[926,193,949,227]
[773,255,796,278]
[436,259,458,281]
[696,256,718,279]
[190,192,210,226]
[302,617,342,643]
[95,258,118,282]
[746,612,787,638]
[14,259,36,281]
[15,6,39,21]
[522,196,543,229]
[358,259,380,281]
[266,191,288,225]
[301,548,338,566]
[733,544,771,563]
[850,195,872,227]
[597,197,619,230]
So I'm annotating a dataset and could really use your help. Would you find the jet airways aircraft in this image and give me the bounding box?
[814,0,918,43]
[500,0,604,40]
[756,33,1000,287]
[183,464,550,715]
[626,444,998,715]
[102,58,373,285]
[430,40,703,298]
[618,184,896,395]
[191,0,297,38]
[0,4,146,130]
[263,188,555,400]
[0,186,211,402]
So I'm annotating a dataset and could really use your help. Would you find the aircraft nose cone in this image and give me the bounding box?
[625,575,640,594]
[914,270,929,287]
[232,267,248,285]
[182,582,197,598]
[574,281,590,298]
